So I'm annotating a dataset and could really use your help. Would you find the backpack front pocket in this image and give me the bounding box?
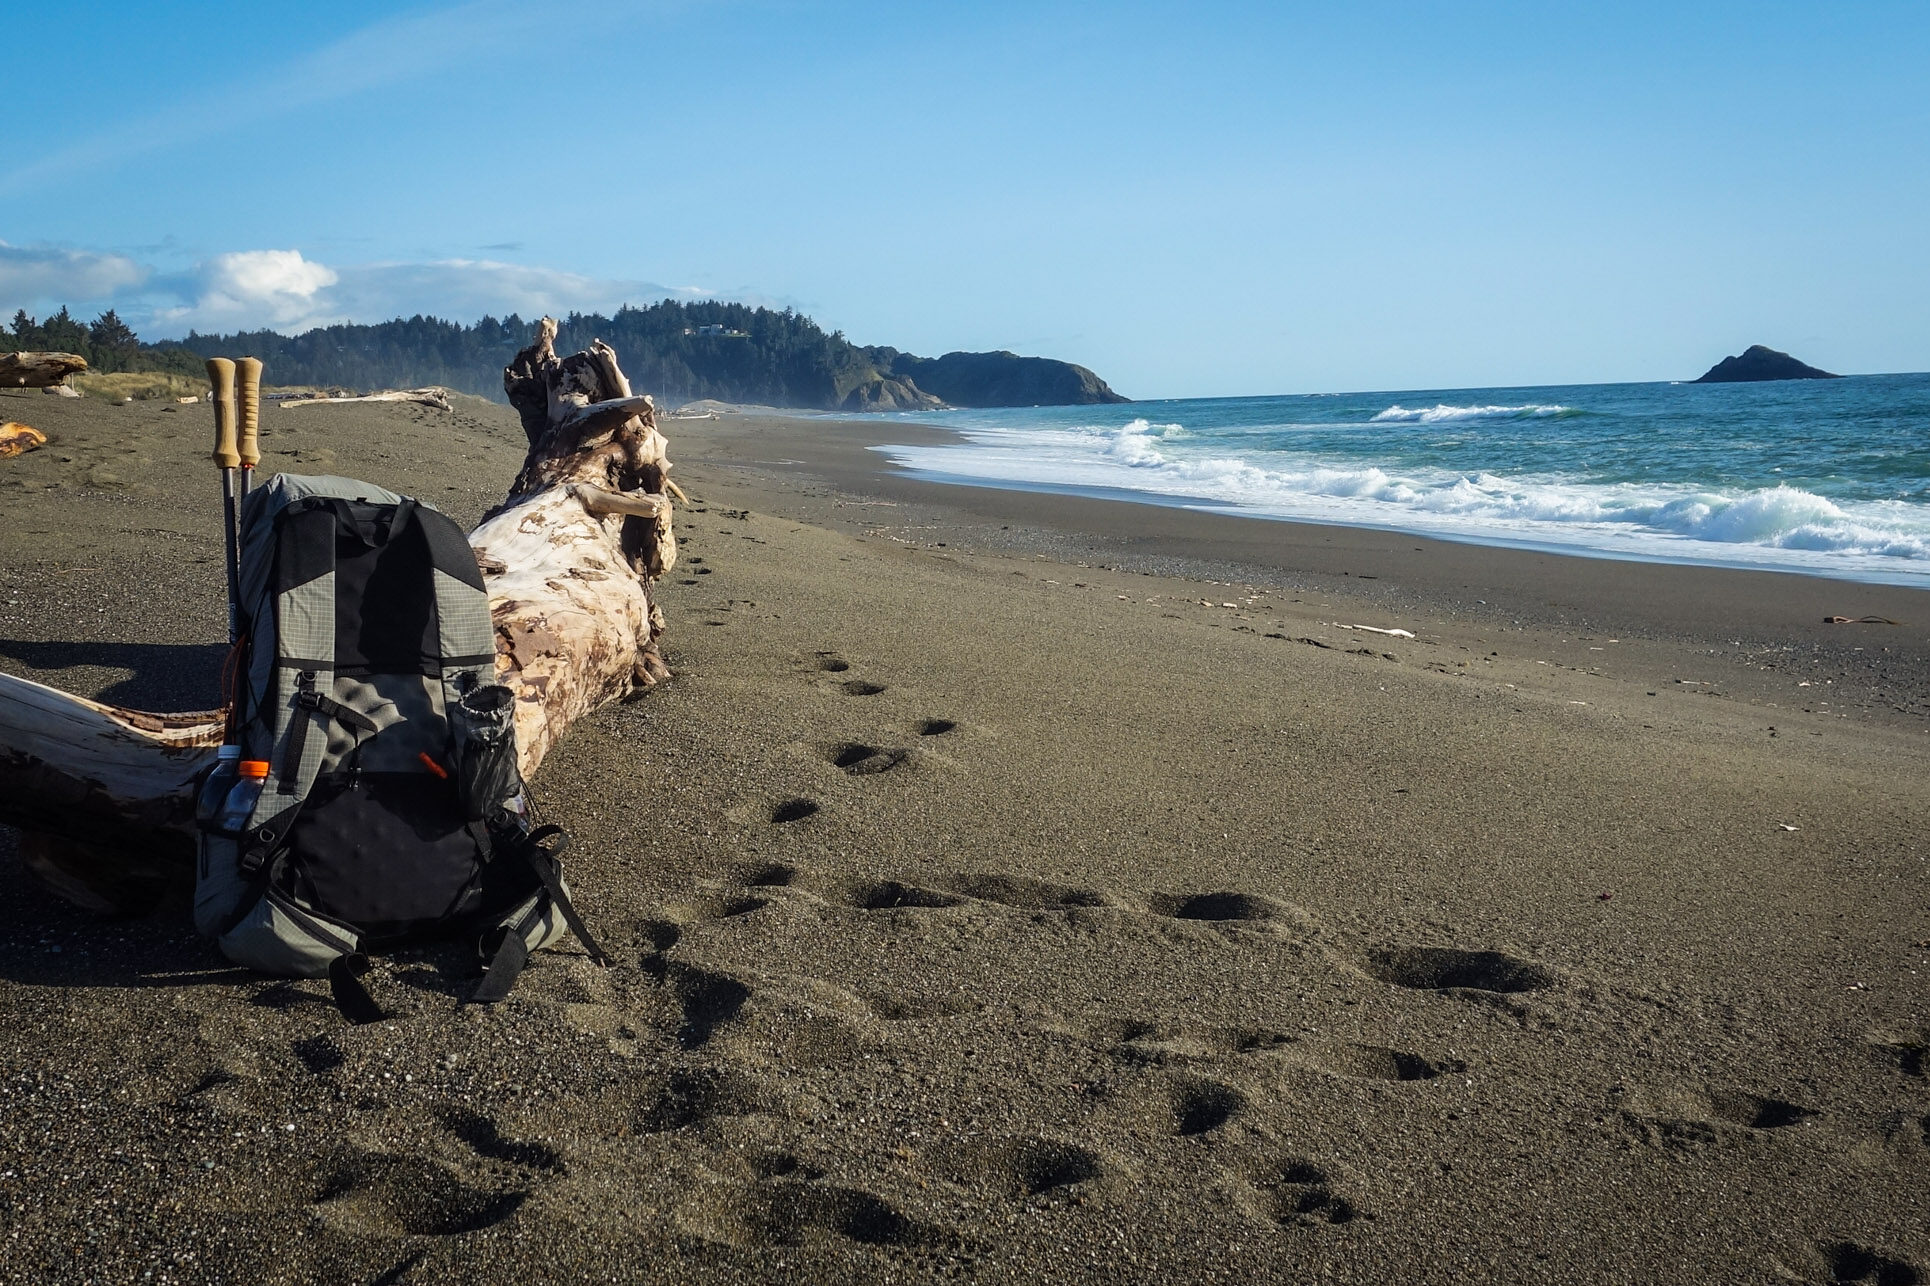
[282,771,485,938]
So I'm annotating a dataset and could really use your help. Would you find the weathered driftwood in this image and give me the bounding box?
[0,319,677,912]
[0,351,88,388]
[1,422,48,458]
[280,387,454,410]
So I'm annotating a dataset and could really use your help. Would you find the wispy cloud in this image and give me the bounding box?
[0,0,606,196]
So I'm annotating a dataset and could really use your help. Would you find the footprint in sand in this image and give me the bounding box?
[1148,891,1288,923]
[931,1136,1107,1199]
[1086,1016,1293,1063]
[1172,1077,1245,1136]
[1250,1158,1362,1228]
[292,1033,346,1076]
[754,867,966,912]
[675,1180,943,1250]
[1362,946,1556,994]
[834,879,965,911]
[1878,1111,1930,1150]
[824,742,912,776]
[1306,1042,1466,1083]
[666,963,753,1049]
[857,988,978,1022]
[741,861,799,888]
[914,717,957,736]
[1816,1241,1922,1285]
[946,873,1118,911]
[437,1107,564,1171]
[638,920,684,955]
[804,651,885,694]
[1621,1086,1817,1149]
[310,1152,527,1237]
[768,798,820,824]
[633,1066,773,1134]
[1872,1033,1926,1078]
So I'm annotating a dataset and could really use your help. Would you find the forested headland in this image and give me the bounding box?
[2,302,1125,409]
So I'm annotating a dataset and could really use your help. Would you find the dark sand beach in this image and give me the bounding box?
[2,389,1927,1284]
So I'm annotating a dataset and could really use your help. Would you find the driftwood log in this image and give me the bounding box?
[0,351,88,388]
[280,387,454,411]
[0,319,677,912]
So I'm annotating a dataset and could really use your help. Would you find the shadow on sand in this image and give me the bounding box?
[0,638,226,711]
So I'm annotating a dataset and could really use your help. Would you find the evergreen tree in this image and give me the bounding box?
[89,309,136,350]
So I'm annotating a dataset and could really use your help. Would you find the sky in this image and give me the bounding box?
[3,0,1927,398]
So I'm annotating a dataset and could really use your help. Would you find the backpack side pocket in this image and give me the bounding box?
[449,683,521,822]
[218,889,360,978]
[193,831,251,939]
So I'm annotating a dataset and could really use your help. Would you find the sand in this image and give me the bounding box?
[2,388,1927,1285]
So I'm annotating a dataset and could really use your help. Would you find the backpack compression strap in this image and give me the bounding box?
[328,954,387,1025]
[470,826,611,1004]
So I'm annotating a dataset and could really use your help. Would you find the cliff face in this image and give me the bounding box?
[1694,345,1840,383]
[839,374,943,412]
[866,348,1129,407]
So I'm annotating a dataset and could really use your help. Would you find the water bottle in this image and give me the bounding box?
[198,746,241,823]
[218,758,271,836]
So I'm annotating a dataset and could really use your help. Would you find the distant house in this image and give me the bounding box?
[683,324,750,338]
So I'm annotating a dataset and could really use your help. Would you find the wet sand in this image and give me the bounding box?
[2,389,1927,1284]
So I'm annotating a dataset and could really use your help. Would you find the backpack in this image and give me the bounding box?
[194,474,606,1020]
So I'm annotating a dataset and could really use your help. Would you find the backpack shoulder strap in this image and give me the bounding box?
[241,499,342,861]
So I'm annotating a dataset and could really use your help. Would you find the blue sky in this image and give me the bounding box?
[3,1,1926,397]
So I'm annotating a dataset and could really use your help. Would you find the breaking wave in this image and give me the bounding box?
[876,416,1930,578]
[1370,403,1573,424]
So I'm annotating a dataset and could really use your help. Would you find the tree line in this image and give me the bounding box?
[4,301,904,408]
[4,307,207,378]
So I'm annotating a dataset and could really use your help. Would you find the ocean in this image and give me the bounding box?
[870,373,1930,588]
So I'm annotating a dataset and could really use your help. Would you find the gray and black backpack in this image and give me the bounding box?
[194,474,605,1020]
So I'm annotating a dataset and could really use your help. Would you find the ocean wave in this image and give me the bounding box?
[1370,403,1573,424]
[885,424,1930,569]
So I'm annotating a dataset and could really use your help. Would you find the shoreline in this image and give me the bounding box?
[672,410,1930,732]
[832,375,1930,594]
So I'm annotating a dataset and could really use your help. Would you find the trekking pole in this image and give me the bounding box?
[206,358,241,644]
[235,356,262,506]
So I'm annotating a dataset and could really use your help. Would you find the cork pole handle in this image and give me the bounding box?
[235,357,262,469]
[207,358,239,469]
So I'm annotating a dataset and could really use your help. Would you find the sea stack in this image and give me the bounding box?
[1693,345,1840,383]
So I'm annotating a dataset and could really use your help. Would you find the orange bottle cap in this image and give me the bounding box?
[238,760,271,779]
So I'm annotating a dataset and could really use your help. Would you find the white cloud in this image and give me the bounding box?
[5,241,723,337]
[0,241,150,308]
[155,250,342,330]
[120,248,691,336]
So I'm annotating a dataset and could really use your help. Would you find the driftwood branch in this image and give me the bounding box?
[0,351,88,388]
[0,319,677,912]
